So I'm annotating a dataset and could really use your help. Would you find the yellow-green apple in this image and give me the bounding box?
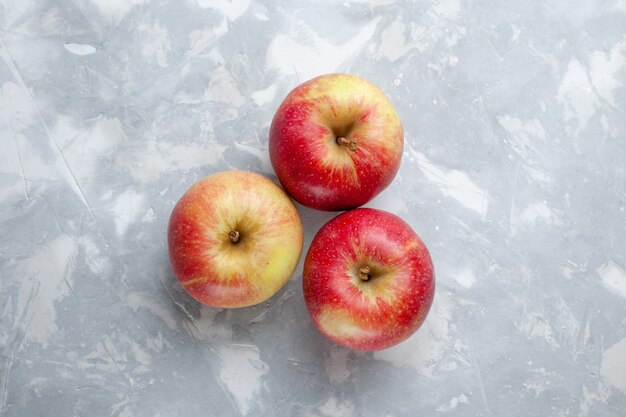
[269,73,403,211]
[168,171,304,308]
[303,208,435,351]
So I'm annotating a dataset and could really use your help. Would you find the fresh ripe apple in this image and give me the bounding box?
[303,208,435,351]
[269,73,404,211]
[168,171,304,308]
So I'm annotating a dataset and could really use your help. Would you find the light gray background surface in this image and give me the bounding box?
[1,1,625,416]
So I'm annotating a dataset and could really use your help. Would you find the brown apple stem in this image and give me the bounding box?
[359,266,371,281]
[228,230,240,244]
[336,136,358,151]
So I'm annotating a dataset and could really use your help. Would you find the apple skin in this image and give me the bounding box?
[269,73,403,211]
[303,208,435,351]
[168,171,304,308]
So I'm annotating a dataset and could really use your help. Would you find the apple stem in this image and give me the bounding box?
[336,136,358,151]
[359,266,371,281]
[228,230,240,244]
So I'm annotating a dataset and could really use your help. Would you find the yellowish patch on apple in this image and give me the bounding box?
[262,245,295,286]
[317,306,371,341]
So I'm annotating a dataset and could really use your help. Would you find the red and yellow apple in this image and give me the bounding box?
[168,171,304,308]
[269,73,404,211]
[303,208,435,351]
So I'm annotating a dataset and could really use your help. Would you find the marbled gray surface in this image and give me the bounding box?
[1,0,625,416]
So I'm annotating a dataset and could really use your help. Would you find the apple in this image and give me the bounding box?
[269,73,404,211]
[168,171,304,308]
[303,208,435,351]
